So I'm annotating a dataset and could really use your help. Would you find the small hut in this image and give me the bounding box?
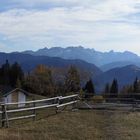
[0,87,29,107]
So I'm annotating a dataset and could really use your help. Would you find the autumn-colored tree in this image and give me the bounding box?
[24,65,55,96]
[65,66,80,93]
[16,78,22,88]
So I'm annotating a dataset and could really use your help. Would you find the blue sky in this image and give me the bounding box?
[0,0,140,54]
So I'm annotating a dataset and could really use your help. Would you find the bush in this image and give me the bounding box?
[93,96,105,103]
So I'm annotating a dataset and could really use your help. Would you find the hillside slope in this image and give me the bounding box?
[100,61,140,72]
[0,52,102,78]
[94,65,140,92]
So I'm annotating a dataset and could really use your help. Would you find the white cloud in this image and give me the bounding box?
[0,0,140,52]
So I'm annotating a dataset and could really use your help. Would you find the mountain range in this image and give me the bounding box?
[0,46,140,93]
[22,46,140,68]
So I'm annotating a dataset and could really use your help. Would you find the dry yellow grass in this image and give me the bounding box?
[0,109,140,140]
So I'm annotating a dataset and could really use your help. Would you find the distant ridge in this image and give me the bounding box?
[0,52,102,77]
[22,46,140,67]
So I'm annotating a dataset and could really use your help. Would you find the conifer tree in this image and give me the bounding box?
[104,83,110,93]
[10,62,24,87]
[133,77,139,93]
[84,79,95,94]
[110,79,118,94]
[1,60,10,85]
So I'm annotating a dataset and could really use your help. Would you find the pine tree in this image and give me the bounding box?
[133,77,139,93]
[84,79,95,94]
[1,60,10,85]
[104,83,110,93]
[110,79,118,94]
[10,62,24,87]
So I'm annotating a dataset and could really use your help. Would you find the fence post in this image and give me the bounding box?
[1,104,5,127]
[33,102,36,121]
[72,97,77,110]
[1,104,9,128]
[4,105,9,128]
[55,98,59,114]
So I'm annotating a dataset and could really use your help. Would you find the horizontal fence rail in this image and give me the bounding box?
[3,96,60,106]
[59,94,78,100]
[6,104,59,113]
[57,100,79,108]
[2,114,36,122]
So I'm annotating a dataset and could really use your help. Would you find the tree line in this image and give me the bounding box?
[0,60,95,97]
[1,60,140,98]
[104,77,140,97]
[0,60,24,87]
[120,77,140,94]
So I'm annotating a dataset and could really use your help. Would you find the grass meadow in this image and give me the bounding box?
[0,109,139,140]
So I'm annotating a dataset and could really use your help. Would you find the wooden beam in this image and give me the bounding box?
[59,94,78,100]
[2,114,35,121]
[2,96,60,106]
[7,103,58,113]
[57,100,79,108]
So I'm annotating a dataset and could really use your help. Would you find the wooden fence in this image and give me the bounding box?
[1,95,140,128]
[0,94,79,128]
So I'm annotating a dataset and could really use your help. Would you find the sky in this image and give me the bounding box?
[0,0,140,54]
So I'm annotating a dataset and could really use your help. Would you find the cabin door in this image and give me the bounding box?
[18,92,26,107]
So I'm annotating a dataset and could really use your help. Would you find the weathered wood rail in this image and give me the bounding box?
[0,94,79,128]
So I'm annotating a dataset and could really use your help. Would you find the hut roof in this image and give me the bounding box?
[0,86,29,97]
